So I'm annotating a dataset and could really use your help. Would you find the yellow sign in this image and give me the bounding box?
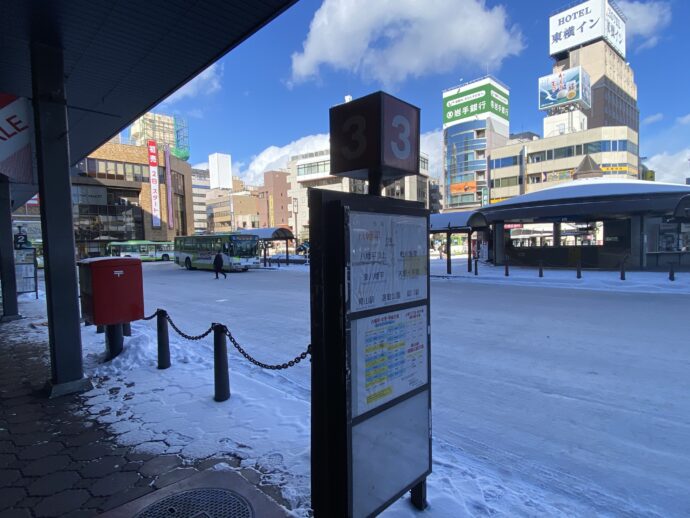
[601,165,628,172]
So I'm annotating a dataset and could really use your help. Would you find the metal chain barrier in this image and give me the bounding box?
[165,313,214,341]
[151,310,310,369]
[225,327,311,370]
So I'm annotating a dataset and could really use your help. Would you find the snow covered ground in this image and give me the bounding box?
[18,261,690,516]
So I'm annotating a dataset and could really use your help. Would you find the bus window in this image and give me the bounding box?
[222,242,230,254]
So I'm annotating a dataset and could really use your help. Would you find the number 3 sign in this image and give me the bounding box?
[329,92,420,182]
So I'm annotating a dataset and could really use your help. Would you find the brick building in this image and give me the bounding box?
[257,170,290,229]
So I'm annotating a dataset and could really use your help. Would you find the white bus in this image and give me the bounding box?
[106,240,174,261]
[174,234,261,272]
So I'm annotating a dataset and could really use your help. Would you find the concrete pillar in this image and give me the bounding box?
[553,223,562,247]
[31,42,89,396]
[494,222,505,265]
[0,177,19,319]
[630,215,643,269]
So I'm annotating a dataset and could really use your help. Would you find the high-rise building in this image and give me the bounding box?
[208,153,232,189]
[130,112,190,161]
[546,0,638,133]
[442,76,510,211]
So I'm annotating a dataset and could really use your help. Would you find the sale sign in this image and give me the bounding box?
[0,93,33,184]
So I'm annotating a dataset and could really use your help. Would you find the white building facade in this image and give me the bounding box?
[208,152,232,189]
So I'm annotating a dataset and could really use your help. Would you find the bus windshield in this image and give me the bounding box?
[231,237,259,257]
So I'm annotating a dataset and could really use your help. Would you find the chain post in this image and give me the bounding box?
[474,258,478,276]
[504,261,509,277]
[669,263,675,282]
[157,309,171,370]
[577,260,582,279]
[213,323,230,402]
[539,260,544,278]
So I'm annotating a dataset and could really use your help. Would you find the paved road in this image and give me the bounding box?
[143,263,690,516]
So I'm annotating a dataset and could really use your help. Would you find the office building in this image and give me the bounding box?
[209,152,233,189]
[71,142,193,258]
[206,188,259,232]
[442,76,510,211]
[191,168,210,234]
[257,171,290,229]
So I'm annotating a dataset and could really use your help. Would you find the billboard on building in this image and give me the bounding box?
[442,78,509,128]
[538,66,592,110]
[549,0,626,58]
[450,181,477,195]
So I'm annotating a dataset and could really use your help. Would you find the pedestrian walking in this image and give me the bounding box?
[213,251,227,279]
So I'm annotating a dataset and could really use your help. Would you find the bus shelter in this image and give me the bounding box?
[238,227,295,267]
[429,211,488,274]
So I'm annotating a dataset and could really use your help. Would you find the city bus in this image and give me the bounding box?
[106,240,174,261]
[174,234,261,272]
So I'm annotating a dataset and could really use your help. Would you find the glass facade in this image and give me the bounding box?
[525,140,638,164]
[444,120,488,209]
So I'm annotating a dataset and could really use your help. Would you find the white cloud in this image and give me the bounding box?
[290,0,523,89]
[647,148,690,184]
[162,63,222,104]
[618,1,672,50]
[192,161,208,170]
[237,134,330,186]
[421,129,443,179]
[677,113,690,125]
[641,113,663,125]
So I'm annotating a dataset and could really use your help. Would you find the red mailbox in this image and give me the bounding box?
[79,257,144,326]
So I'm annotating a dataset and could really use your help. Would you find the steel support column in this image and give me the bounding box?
[494,222,505,265]
[0,177,19,319]
[445,231,452,275]
[31,42,89,396]
[467,231,473,273]
[553,223,562,247]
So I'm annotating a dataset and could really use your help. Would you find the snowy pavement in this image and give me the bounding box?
[21,261,690,516]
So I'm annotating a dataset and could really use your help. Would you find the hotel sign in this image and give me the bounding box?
[549,0,626,58]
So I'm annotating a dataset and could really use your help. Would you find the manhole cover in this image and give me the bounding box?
[135,488,254,518]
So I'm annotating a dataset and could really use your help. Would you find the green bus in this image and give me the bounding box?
[174,234,261,272]
[106,240,174,261]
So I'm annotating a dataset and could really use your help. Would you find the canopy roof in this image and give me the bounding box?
[481,178,690,223]
[238,227,294,240]
[430,211,488,232]
[1,0,295,165]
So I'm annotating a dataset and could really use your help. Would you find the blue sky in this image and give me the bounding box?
[155,0,690,184]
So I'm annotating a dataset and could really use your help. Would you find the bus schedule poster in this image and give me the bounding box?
[351,305,428,418]
[348,211,427,313]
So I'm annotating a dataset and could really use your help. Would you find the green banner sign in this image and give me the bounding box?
[443,83,509,126]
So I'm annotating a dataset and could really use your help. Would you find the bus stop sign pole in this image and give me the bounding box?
[311,92,430,517]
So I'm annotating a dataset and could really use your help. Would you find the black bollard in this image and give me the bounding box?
[157,310,171,370]
[504,261,509,277]
[620,259,626,281]
[577,261,582,279]
[539,260,544,278]
[123,322,132,337]
[213,324,230,402]
[474,258,478,276]
[105,324,123,360]
[96,325,105,334]
[669,263,675,282]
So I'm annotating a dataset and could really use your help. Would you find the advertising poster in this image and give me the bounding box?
[351,306,428,417]
[349,212,427,313]
[538,67,591,110]
[450,181,478,195]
